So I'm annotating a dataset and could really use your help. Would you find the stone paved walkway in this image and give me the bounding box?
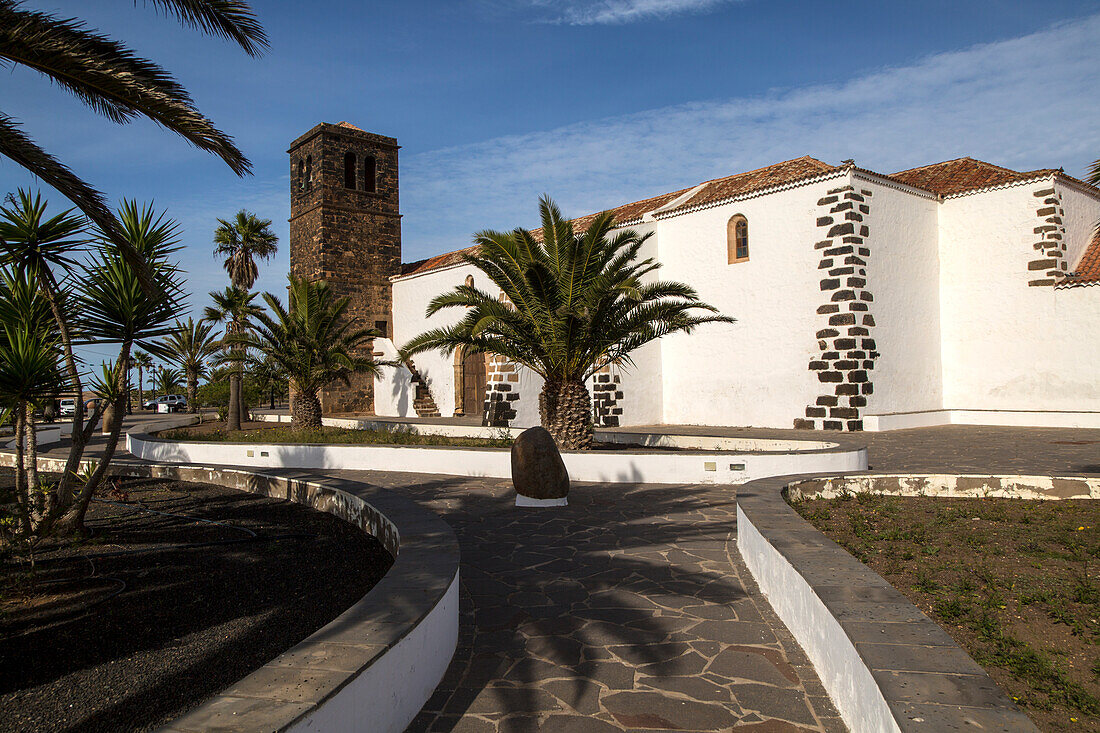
[73,417,1100,731]
[323,469,845,733]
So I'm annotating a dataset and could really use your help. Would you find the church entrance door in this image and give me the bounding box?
[462,351,486,416]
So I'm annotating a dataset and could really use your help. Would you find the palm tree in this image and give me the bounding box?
[231,276,382,428]
[204,286,260,430]
[213,210,279,290]
[153,365,183,396]
[1090,160,1099,187]
[246,351,288,410]
[0,1,266,277]
[0,268,62,532]
[161,318,219,412]
[70,200,184,530]
[402,196,733,449]
[133,351,154,409]
[0,193,183,539]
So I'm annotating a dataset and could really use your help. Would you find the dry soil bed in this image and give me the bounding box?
[0,471,392,732]
[792,492,1099,732]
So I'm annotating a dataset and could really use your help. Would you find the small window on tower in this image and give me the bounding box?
[295,159,303,191]
[727,215,749,263]
[373,320,388,338]
[363,156,377,193]
[304,156,312,191]
[344,152,356,189]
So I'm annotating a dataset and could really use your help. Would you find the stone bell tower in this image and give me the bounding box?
[288,121,401,413]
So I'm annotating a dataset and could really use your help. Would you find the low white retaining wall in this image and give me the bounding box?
[789,473,1100,500]
[129,433,866,485]
[737,503,898,732]
[864,408,1100,431]
[737,474,1039,732]
[0,445,461,733]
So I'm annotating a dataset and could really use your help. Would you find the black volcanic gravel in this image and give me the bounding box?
[0,471,392,732]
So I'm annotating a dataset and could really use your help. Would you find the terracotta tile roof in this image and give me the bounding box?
[397,157,841,278]
[400,245,479,276]
[397,155,1098,279]
[1060,228,1100,287]
[888,157,1059,197]
[667,156,841,213]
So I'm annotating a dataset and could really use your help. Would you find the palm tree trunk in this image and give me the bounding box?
[13,403,28,535]
[228,372,241,430]
[24,407,38,506]
[238,367,247,422]
[137,367,144,409]
[291,388,322,428]
[64,345,130,535]
[187,369,198,413]
[538,378,593,450]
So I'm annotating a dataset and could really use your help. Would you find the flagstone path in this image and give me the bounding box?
[62,416,1100,731]
[318,468,845,733]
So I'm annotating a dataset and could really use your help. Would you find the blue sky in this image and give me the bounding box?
[3,0,1100,365]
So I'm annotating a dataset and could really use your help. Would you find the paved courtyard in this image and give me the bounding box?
[54,417,1100,731]
[328,469,844,732]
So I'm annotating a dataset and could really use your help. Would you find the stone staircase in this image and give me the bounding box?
[406,360,440,418]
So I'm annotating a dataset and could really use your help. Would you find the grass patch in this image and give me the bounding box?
[792,492,1100,731]
[159,424,514,449]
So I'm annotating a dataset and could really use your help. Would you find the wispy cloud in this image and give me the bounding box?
[401,14,1100,258]
[523,0,740,25]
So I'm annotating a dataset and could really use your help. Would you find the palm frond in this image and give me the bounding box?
[140,0,269,56]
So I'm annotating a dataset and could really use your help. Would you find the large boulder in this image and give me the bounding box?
[511,426,569,506]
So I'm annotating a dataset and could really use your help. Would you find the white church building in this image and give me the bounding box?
[370,154,1100,432]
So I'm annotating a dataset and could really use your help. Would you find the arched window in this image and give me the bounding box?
[295,159,303,191]
[363,155,377,193]
[344,152,356,189]
[464,275,474,288]
[304,156,312,191]
[727,215,749,263]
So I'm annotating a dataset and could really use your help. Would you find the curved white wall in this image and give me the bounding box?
[128,433,867,485]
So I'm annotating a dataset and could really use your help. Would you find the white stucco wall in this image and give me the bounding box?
[656,178,843,428]
[391,262,481,417]
[858,178,943,415]
[1059,181,1100,267]
[938,182,1100,411]
[372,337,417,418]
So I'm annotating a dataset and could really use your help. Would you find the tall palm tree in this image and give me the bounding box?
[231,276,382,428]
[402,196,733,449]
[204,286,260,430]
[153,365,183,396]
[160,318,219,412]
[133,351,154,408]
[0,1,266,277]
[246,351,288,410]
[213,210,279,290]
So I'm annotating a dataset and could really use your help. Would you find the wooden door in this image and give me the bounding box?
[462,352,485,416]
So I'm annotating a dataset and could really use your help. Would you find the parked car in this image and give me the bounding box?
[59,398,76,417]
[142,394,188,412]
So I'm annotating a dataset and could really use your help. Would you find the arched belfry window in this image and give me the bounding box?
[295,159,303,191]
[344,152,356,189]
[727,215,749,264]
[363,155,377,193]
[304,156,312,191]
